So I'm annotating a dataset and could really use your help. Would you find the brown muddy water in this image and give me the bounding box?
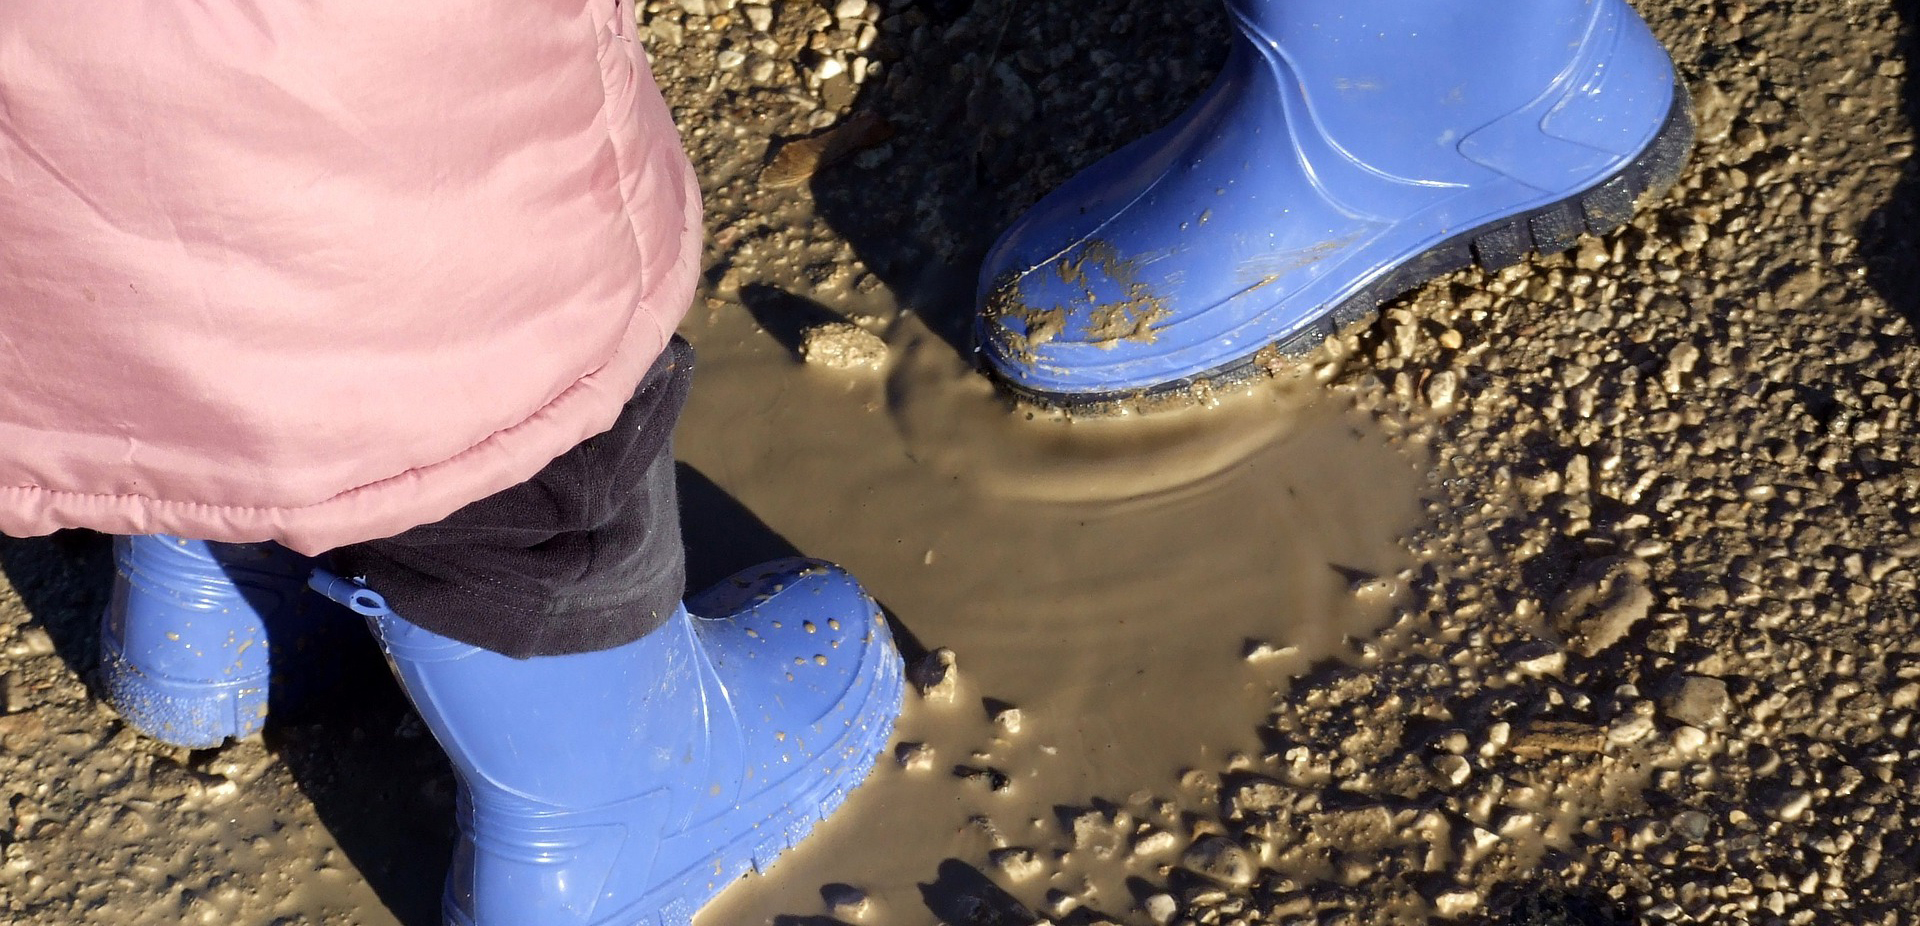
[678,312,1424,924]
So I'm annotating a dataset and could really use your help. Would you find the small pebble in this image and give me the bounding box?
[1670,725,1709,754]
[1433,754,1472,787]
[910,648,959,702]
[822,883,870,920]
[894,742,933,771]
[1673,810,1711,842]
[1660,675,1732,729]
[798,322,887,371]
[1424,370,1460,410]
[813,56,847,82]
[989,847,1044,882]
[1181,835,1255,887]
[1143,893,1178,925]
[1432,888,1481,918]
[1770,790,1812,822]
[1244,640,1298,663]
[6,628,54,658]
[1131,828,1178,857]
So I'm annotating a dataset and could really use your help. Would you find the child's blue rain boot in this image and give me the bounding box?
[310,557,906,926]
[977,0,1693,409]
[101,534,354,748]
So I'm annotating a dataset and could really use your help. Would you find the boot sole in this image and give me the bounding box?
[98,636,268,749]
[992,81,1696,414]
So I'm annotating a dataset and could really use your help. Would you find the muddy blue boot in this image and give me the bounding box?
[977,0,1693,409]
[311,557,905,926]
[101,535,354,748]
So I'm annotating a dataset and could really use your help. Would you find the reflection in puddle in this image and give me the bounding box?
[680,315,1424,925]
[886,318,1320,506]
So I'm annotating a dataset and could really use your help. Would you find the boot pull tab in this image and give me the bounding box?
[308,569,391,616]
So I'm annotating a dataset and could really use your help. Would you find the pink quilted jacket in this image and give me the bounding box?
[0,1,701,554]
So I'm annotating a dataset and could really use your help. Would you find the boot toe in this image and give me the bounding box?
[975,46,1369,402]
[687,558,901,752]
[657,560,904,915]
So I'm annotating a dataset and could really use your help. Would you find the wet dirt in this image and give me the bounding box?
[682,301,1422,924]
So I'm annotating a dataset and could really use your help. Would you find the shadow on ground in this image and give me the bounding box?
[275,668,450,926]
[799,0,1230,360]
[1480,888,1637,926]
[1862,1,1920,325]
[681,462,930,663]
[0,530,113,690]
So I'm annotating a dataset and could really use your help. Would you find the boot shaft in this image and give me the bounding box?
[314,570,726,814]
[108,537,317,673]
[1225,0,1672,188]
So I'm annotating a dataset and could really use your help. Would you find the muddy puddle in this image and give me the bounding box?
[678,306,1425,924]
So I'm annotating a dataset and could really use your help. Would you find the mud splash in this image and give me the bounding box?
[979,239,1171,362]
[681,312,1425,924]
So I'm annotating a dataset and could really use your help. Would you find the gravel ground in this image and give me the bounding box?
[3,0,1919,924]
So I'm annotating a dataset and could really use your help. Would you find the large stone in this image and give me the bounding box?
[1660,675,1733,729]
[1550,556,1655,656]
[1181,835,1256,887]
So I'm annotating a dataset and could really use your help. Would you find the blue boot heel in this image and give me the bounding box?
[101,534,354,748]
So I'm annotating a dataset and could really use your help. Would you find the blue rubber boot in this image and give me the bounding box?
[310,557,905,926]
[977,0,1694,409]
[101,534,353,748]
